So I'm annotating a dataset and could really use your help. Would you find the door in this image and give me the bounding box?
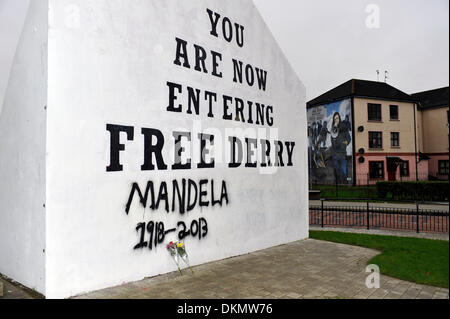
[387,164,397,181]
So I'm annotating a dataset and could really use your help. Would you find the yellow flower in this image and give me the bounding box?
[177,242,184,248]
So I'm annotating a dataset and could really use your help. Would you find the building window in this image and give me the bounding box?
[390,105,399,120]
[368,103,382,121]
[439,160,449,175]
[391,132,400,147]
[369,132,383,149]
[369,161,384,179]
[400,161,409,177]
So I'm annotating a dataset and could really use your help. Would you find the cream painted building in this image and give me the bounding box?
[307,79,448,185]
[413,87,449,177]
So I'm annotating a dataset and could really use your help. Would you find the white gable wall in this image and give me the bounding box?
[0,0,47,295]
[0,0,307,299]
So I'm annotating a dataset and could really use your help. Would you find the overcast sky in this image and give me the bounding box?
[1,0,449,103]
[253,0,449,100]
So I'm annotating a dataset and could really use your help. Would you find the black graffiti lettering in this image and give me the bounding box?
[211,50,223,78]
[247,101,254,124]
[167,81,183,113]
[232,59,267,91]
[126,179,229,215]
[199,179,209,207]
[134,222,147,250]
[155,181,169,213]
[156,222,165,246]
[190,219,199,238]
[275,140,284,167]
[245,138,257,168]
[266,105,274,126]
[285,142,296,166]
[232,59,243,84]
[234,97,245,122]
[107,125,296,171]
[221,181,229,205]
[193,44,208,74]
[245,64,254,87]
[165,83,274,126]
[204,90,217,118]
[165,228,176,236]
[198,134,215,169]
[255,103,264,125]
[147,221,154,250]
[206,8,221,37]
[206,9,245,48]
[210,179,221,206]
[141,127,168,171]
[199,218,208,239]
[177,221,189,240]
[172,132,191,170]
[187,86,201,115]
[256,68,268,91]
[106,124,134,172]
[228,136,243,168]
[260,139,272,167]
[222,95,233,120]
[172,179,186,214]
[172,39,222,78]
[187,179,198,212]
[173,37,190,68]
[134,219,209,251]
[125,181,155,215]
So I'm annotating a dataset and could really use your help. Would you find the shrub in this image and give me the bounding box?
[376,181,449,201]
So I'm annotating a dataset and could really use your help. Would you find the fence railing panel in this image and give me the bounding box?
[310,202,449,234]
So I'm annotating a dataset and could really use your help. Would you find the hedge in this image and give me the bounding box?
[376,181,449,201]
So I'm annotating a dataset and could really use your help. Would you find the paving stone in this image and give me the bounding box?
[4,238,447,300]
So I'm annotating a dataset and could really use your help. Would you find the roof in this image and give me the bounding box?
[307,79,417,107]
[411,87,449,110]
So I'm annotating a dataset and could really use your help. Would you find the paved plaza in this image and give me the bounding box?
[73,238,449,300]
[1,234,448,300]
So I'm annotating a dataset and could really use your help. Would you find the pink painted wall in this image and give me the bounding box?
[355,154,429,185]
[428,154,450,177]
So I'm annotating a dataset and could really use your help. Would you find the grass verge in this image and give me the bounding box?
[309,230,449,288]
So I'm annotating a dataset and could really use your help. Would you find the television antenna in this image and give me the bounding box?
[384,71,389,83]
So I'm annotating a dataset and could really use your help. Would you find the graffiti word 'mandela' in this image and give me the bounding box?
[125,179,229,215]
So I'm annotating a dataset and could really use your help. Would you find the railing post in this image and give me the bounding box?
[416,201,420,233]
[367,200,370,230]
[321,199,324,228]
[367,173,370,200]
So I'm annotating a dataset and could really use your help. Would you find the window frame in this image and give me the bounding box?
[369,131,383,149]
[369,161,385,179]
[400,161,409,177]
[389,105,399,120]
[391,132,400,148]
[368,103,382,122]
[438,160,449,175]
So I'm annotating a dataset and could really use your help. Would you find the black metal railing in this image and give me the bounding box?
[310,200,449,234]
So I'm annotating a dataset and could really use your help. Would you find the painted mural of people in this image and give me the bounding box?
[343,115,352,132]
[330,112,351,184]
[318,120,328,148]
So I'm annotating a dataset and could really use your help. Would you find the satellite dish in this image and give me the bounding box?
[358,126,364,132]
[358,157,365,163]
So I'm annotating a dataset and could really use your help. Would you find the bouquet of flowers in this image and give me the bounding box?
[166,241,193,275]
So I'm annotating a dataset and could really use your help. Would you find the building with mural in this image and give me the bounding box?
[307,79,449,185]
